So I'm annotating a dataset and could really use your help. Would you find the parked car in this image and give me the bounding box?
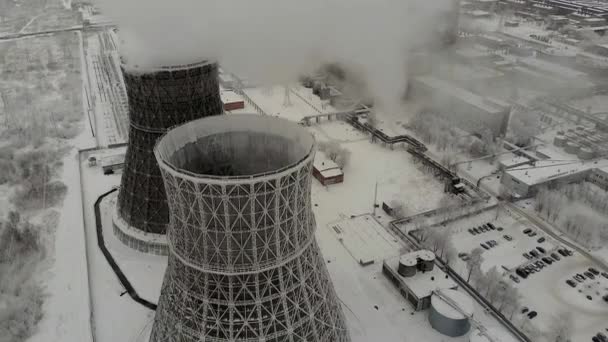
[523,228,532,234]
[480,243,489,250]
[509,274,520,283]
[496,227,504,231]
[565,249,573,256]
[529,232,537,237]
[504,235,513,241]
[537,246,546,254]
[458,252,468,258]
[487,222,496,230]
[584,271,595,280]
[523,253,531,260]
[521,307,529,314]
[468,228,476,235]
[589,267,600,276]
[603,295,608,303]
[542,257,553,265]
[566,279,576,288]
[527,311,537,319]
[516,268,528,278]
[551,253,560,261]
[575,273,585,282]
[473,227,481,234]
[597,333,608,342]
[601,272,608,280]
[530,250,539,258]
[537,237,546,243]
[558,249,568,257]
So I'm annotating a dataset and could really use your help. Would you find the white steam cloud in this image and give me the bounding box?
[96,0,455,110]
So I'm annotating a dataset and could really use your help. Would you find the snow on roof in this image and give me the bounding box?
[498,153,531,168]
[505,159,608,186]
[219,87,243,104]
[399,249,435,266]
[431,289,474,319]
[314,151,343,178]
[415,76,509,115]
[385,254,457,299]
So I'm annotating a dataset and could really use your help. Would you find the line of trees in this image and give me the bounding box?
[317,141,351,168]
[0,211,45,341]
[535,183,608,249]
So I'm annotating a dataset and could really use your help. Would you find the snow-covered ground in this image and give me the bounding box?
[437,207,608,341]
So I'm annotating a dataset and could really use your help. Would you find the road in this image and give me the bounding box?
[506,203,608,273]
[0,22,115,42]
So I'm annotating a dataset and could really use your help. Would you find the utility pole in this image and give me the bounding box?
[373,179,378,216]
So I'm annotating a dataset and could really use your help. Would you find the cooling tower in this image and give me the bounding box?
[150,115,350,342]
[114,61,223,254]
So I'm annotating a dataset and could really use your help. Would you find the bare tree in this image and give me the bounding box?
[466,247,484,282]
[545,312,573,342]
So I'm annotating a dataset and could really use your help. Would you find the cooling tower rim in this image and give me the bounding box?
[154,114,316,184]
[120,59,216,74]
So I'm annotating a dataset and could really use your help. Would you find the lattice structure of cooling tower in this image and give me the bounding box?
[113,61,223,254]
[150,115,350,341]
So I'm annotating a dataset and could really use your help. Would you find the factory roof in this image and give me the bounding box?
[415,76,510,115]
[504,159,607,186]
[384,254,457,299]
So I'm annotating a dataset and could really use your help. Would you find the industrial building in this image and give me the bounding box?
[589,166,608,190]
[114,61,223,254]
[150,115,350,342]
[500,159,608,197]
[382,250,458,311]
[412,76,511,138]
[313,151,344,186]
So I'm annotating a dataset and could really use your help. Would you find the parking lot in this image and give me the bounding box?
[425,206,608,341]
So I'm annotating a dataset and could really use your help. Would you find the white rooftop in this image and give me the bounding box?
[385,254,457,299]
[505,159,608,186]
[314,151,343,178]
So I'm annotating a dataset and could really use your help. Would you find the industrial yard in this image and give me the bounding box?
[3,0,608,342]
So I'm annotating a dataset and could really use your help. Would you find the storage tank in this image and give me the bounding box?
[398,254,417,277]
[565,142,580,154]
[578,147,594,160]
[417,250,436,272]
[553,135,566,147]
[429,289,473,337]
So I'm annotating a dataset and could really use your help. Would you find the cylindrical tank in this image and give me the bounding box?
[565,142,580,154]
[418,250,436,272]
[398,254,417,277]
[429,289,473,337]
[578,147,594,160]
[553,135,566,147]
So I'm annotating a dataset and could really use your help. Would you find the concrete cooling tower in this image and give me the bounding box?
[150,114,350,341]
[114,61,223,254]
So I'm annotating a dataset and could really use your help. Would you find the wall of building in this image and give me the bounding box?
[589,168,608,190]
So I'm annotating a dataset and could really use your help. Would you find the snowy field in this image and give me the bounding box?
[436,207,608,341]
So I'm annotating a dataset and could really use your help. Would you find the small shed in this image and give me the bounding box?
[313,151,344,186]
